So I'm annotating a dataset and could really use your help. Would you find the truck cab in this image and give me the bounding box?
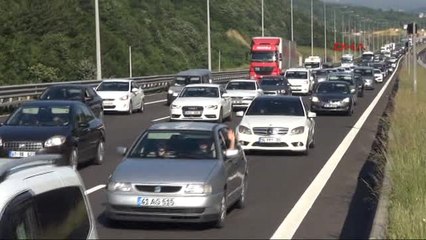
[249,37,284,80]
[304,56,322,71]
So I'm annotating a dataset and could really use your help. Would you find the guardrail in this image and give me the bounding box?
[0,70,248,108]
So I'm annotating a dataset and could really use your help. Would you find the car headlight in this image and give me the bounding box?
[184,184,212,194]
[291,126,305,135]
[279,89,286,94]
[168,89,173,94]
[120,95,129,100]
[311,96,319,102]
[342,97,351,103]
[107,181,132,192]
[0,138,2,147]
[171,104,182,109]
[44,135,66,147]
[172,92,179,96]
[238,125,252,135]
[206,105,218,109]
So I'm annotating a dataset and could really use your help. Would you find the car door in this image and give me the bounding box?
[73,106,93,162]
[220,87,231,116]
[84,87,102,118]
[218,128,242,203]
[80,105,101,160]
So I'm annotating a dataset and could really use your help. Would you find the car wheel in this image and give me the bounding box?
[214,195,227,228]
[346,107,353,116]
[128,101,133,115]
[93,140,105,165]
[235,175,248,209]
[70,147,78,170]
[139,99,144,112]
[217,108,223,123]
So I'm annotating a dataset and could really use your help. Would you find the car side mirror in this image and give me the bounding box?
[350,89,356,93]
[225,149,239,158]
[307,112,317,118]
[116,146,127,156]
[222,93,230,98]
[131,88,139,93]
[84,96,93,102]
[236,111,244,117]
[209,79,213,84]
[78,122,90,128]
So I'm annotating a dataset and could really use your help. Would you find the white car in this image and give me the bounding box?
[96,79,145,114]
[374,69,384,83]
[285,68,313,94]
[225,79,263,110]
[170,84,232,122]
[236,95,316,154]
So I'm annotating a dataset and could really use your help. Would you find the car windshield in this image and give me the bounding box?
[316,83,349,94]
[226,82,256,90]
[260,79,282,86]
[180,87,219,98]
[315,70,328,77]
[286,71,308,79]
[96,82,129,91]
[328,75,354,85]
[251,51,276,62]
[40,87,83,100]
[175,76,201,85]
[6,105,71,127]
[374,70,381,74]
[341,58,352,63]
[304,63,320,69]
[128,130,217,159]
[245,98,304,116]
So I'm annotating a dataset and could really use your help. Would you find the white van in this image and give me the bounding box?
[0,155,98,239]
[285,68,313,94]
[303,56,322,71]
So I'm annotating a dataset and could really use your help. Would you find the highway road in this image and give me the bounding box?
[0,59,401,238]
[70,59,402,239]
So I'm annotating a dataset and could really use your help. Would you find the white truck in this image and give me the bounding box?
[341,54,354,68]
[303,56,322,71]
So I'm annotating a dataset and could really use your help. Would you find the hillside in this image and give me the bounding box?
[0,0,422,85]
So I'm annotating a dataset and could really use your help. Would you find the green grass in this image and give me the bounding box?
[387,50,426,238]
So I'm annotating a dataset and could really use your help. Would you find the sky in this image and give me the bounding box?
[322,0,426,11]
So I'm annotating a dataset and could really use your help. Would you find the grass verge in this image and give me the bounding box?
[387,55,426,238]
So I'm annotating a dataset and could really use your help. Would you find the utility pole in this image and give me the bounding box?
[129,46,132,78]
[334,9,337,62]
[311,0,314,56]
[95,0,102,80]
[218,50,221,72]
[323,2,327,62]
[289,0,294,68]
[207,0,211,71]
[262,0,264,37]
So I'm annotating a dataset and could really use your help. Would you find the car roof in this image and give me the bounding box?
[185,84,220,88]
[21,100,83,107]
[255,95,302,102]
[286,68,309,72]
[318,80,350,86]
[228,79,257,83]
[100,79,132,83]
[176,69,211,76]
[148,122,222,131]
[45,84,88,89]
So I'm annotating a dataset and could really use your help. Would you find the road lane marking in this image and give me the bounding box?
[152,116,170,122]
[145,99,166,105]
[85,184,106,195]
[271,58,402,239]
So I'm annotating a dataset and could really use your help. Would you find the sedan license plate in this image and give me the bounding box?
[184,111,201,115]
[137,197,175,207]
[259,137,280,143]
[324,103,338,108]
[103,101,114,106]
[9,151,36,158]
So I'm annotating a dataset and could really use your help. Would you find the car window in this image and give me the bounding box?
[128,130,217,159]
[80,105,95,122]
[97,82,129,91]
[245,98,305,116]
[40,87,83,101]
[180,87,219,98]
[74,107,86,125]
[6,105,71,127]
[286,71,308,79]
[87,87,98,98]
[316,83,349,94]
[226,82,256,90]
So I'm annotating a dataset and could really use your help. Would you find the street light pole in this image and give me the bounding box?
[323,2,327,62]
[311,0,314,56]
[289,0,294,68]
[207,0,211,71]
[129,46,132,78]
[95,0,102,80]
[334,9,337,62]
[262,0,264,37]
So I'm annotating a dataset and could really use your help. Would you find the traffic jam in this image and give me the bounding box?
[0,35,406,236]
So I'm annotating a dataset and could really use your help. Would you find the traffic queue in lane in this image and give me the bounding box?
[0,43,403,235]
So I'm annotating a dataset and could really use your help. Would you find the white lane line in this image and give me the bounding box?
[85,184,106,195]
[152,116,170,122]
[271,58,402,239]
[145,99,166,105]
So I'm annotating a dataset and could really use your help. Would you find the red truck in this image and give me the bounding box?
[249,37,285,80]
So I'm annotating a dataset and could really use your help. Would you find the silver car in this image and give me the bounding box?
[105,122,248,228]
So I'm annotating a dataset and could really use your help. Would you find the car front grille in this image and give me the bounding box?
[252,127,289,136]
[103,99,115,101]
[135,185,182,193]
[111,205,205,214]
[252,142,289,147]
[182,106,203,117]
[254,67,274,75]
[3,141,43,151]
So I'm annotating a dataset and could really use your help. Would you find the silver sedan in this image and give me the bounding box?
[105,122,248,228]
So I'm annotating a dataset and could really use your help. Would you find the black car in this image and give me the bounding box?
[40,84,104,119]
[0,100,105,169]
[327,73,361,100]
[310,81,355,116]
[259,76,292,95]
[354,67,375,90]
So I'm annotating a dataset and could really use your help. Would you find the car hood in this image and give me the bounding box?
[96,91,129,99]
[240,115,306,128]
[172,97,221,106]
[314,94,350,102]
[0,125,70,142]
[111,158,220,184]
[225,90,257,97]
